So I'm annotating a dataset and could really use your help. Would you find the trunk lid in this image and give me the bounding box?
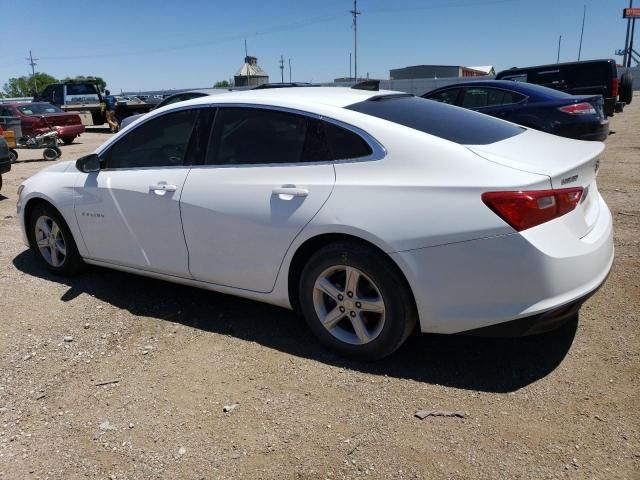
[467,128,603,238]
[39,112,82,127]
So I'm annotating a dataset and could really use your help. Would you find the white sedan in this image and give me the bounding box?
[16,85,614,360]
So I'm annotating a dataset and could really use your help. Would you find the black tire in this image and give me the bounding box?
[299,242,417,360]
[42,147,59,161]
[29,203,85,275]
[9,149,18,163]
[61,137,74,145]
[620,72,633,105]
[0,175,2,191]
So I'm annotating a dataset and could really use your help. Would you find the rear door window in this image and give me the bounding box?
[207,107,372,165]
[461,88,524,108]
[425,88,461,105]
[347,95,523,145]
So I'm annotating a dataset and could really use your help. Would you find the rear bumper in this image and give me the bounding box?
[462,276,606,337]
[391,194,614,335]
[554,119,609,142]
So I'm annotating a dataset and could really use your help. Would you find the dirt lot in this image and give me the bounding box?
[0,102,638,480]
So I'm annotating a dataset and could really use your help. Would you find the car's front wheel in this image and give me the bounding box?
[29,203,84,275]
[299,242,417,360]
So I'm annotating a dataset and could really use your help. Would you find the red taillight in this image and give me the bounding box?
[558,102,596,115]
[611,77,619,98]
[482,188,583,231]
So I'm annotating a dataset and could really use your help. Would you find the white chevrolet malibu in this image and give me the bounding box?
[17,85,613,360]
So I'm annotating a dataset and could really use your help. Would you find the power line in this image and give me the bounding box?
[4,0,524,65]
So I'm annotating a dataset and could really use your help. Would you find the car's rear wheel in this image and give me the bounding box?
[299,242,417,360]
[620,72,633,105]
[29,203,84,275]
[9,149,18,163]
[61,137,74,145]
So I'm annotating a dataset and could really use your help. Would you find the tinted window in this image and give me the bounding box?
[66,84,98,95]
[207,108,371,165]
[461,88,524,108]
[426,88,460,105]
[323,121,372,160]
[346,95,523,145]
[104,109,199,169]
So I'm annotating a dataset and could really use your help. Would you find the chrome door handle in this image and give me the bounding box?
[150,183,177,194]
[272,186,309,198]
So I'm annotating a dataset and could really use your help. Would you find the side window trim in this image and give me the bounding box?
[98,105,211,169]
[202,103,386,167]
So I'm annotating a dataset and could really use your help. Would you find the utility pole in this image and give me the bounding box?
[350,0,360,81]
[349,52,352,80]
[288,58,292,82]
[623,0,633,67]
[578,4,586,61]
[557,35,562,63]
[26,50,38,93]
[280,55,284,83]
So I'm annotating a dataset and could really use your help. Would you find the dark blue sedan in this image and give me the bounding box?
[422,80,609,141]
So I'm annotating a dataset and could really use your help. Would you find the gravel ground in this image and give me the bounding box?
[0,101,638,479]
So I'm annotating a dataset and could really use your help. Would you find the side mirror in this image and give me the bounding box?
[76,153,101,173]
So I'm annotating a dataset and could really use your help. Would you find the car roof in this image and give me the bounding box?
[177,87,400,109]
[425,80,570,99]
[498,58,615,73]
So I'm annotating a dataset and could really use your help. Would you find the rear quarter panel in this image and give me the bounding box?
[304,119,551,253]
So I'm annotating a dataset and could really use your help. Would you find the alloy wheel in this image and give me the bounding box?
[312,265,386,345]
[34,216,67,267]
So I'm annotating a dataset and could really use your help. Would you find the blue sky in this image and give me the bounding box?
[1,0,633,92]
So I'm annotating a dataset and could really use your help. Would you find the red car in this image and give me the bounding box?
[0,102,85,145]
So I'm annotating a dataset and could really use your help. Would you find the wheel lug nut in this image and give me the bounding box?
[350,311,356,317]
[337,294,343,301]
[339,306,345,313]
[355,302,361,308]
[347,291,353,298]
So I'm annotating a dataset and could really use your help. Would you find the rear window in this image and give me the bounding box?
[346,95,523,145]
[17,103,63,115]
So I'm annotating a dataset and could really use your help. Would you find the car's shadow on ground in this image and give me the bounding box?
[13,250,578,393]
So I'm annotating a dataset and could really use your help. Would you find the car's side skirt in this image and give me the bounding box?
[82,258,293,311]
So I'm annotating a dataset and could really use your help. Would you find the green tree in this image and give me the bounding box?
[2,72,58,97]
[214,80,230,88]
[62,75,107,91]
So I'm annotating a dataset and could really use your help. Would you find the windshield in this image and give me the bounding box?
[346,95,523,145]
[17,103,64,115]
